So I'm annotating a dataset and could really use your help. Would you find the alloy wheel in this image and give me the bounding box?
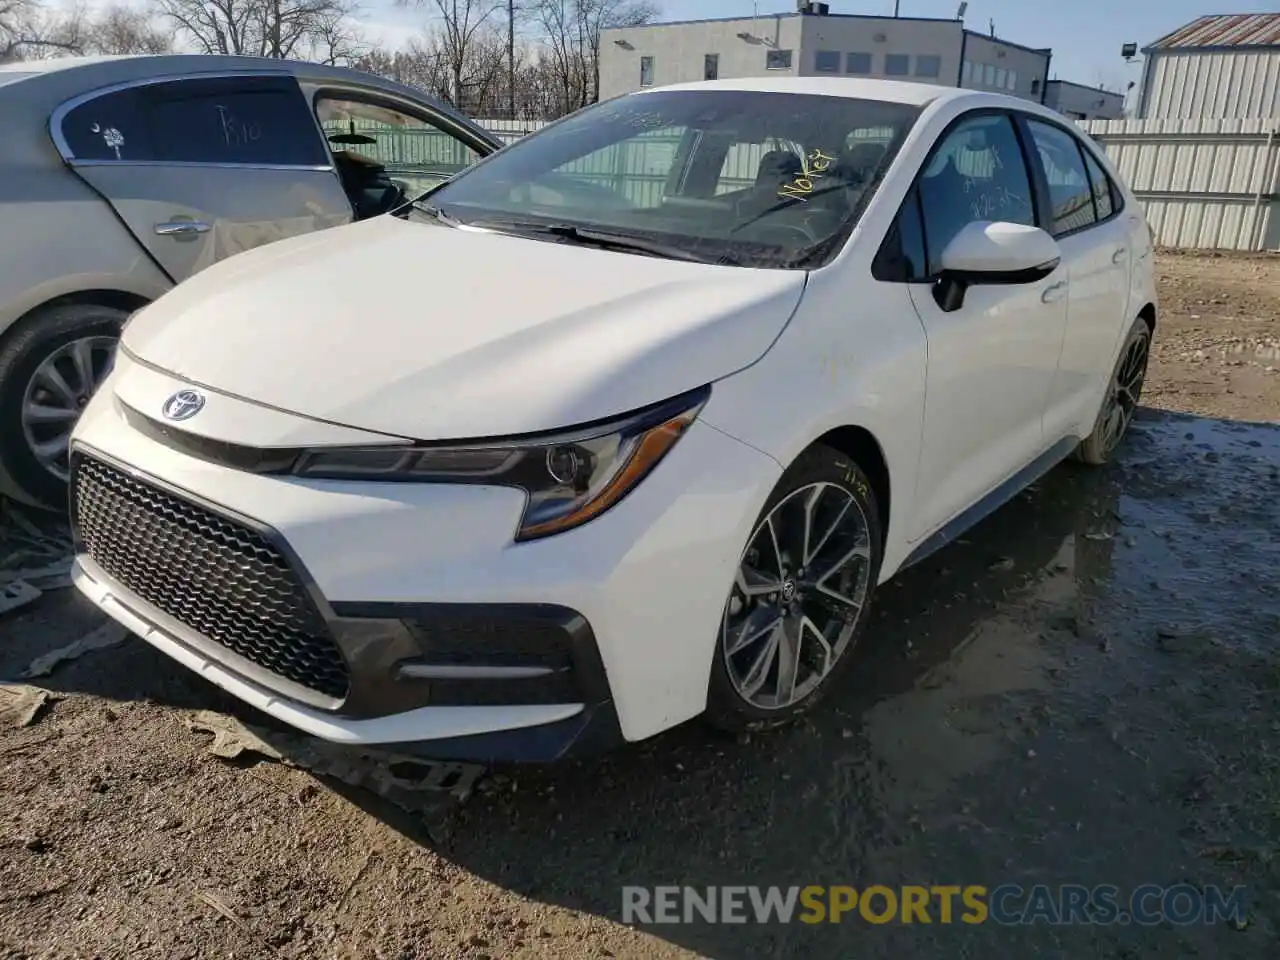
[1100,329,1150,455]
[20,336,117,483]
[721,481,874,710]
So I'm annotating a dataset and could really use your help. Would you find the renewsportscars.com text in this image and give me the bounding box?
[621,884,1248,926]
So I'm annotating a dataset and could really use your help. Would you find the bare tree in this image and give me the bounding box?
[150,0,364,60]
[531,0,655,115]
[406,0,502,109]
[81,6,175,55]
[1,0,82,61]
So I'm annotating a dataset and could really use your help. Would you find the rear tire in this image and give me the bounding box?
[1075,316,1151,466]
[0,303,127,510]
[705,444,883,733]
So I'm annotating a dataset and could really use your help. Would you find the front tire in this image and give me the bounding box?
[1075,316,1151,466]
[0,303,126,509]
[705,444,883,733]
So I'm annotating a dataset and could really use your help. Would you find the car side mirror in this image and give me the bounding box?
[933,221,1062,313]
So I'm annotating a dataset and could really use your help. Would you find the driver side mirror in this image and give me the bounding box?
[933,221,1061,313]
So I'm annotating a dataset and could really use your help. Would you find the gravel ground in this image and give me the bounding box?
[1,251,1278,959]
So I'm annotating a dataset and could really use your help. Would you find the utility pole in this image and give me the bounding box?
[507,0,517,120]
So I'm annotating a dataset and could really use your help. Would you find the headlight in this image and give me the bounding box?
[293,385,710,541]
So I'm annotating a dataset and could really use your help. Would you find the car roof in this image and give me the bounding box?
[0,54,500,155]
[630,76,1005,109]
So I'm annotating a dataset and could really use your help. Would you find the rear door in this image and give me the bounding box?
[1018,116,1134,439]
[52,73,353,283]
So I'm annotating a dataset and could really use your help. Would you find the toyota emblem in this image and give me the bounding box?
[161,388,206,422]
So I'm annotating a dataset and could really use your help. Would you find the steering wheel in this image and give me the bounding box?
[521,171,637,210]
[739,222,820,247]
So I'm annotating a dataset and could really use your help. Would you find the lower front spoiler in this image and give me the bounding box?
[71,556,624,762]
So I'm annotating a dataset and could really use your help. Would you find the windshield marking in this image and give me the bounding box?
[777,148,838,202]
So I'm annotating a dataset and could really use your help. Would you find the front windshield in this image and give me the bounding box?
[420,90,921,269]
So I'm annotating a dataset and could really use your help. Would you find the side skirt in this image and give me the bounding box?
[899,436,1080,571]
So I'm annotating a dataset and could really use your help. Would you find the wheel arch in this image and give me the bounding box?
[808,424,892,549]
[0,288,151,352]
[1136,301,1156,333]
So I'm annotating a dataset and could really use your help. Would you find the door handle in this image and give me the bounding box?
[1112,247,1128,264]
[1041,280,1069,304]
[154,220,211,237]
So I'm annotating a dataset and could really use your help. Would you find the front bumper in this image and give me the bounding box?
[69,359,782,758]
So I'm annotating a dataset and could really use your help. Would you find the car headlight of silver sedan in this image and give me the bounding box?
[293,385,710,541]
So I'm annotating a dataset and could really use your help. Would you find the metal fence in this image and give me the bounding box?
[1080,117,1280,251]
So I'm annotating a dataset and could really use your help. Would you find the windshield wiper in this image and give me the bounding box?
[476,220,737,265]
[408,201,462,226]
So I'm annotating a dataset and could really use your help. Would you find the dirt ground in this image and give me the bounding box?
[2,251,1278,960]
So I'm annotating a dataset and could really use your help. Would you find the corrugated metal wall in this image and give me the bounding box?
[1140,49,1280,120]
[1081,117,1280,251]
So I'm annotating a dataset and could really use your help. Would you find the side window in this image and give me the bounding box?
[1080,147,1115,220]
[1025,119,1097,235]
[59,77,329,165]
[872,187,927,282]
[917,113,1036,275]
[316,96,481,196]
[150,78,330,165]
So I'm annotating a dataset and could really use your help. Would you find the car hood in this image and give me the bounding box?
[122,215,807,440]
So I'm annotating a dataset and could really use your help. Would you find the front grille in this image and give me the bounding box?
[72,454,350,700]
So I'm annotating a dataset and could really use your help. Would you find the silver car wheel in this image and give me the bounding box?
[21,335,117,483]
[721,481,873,711]
[1101,327,1151,454]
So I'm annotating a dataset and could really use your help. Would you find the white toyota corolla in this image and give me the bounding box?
[69,77,1156,760]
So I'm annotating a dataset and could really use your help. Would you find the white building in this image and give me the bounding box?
[599,4,1053,104]
[1136,12,1280,120]
[1043,80,1125,120]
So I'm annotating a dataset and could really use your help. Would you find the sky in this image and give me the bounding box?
[363,0,1280,95]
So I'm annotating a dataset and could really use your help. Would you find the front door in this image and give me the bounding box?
[306,88,489,215]
[904,112,1069,540]
[54,73,353,283]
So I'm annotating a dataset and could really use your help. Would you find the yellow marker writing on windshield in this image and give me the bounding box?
[778,149,837,201]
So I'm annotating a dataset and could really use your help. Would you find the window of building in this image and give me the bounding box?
[994,67,1007,89]
[640,56,654,86]
[815,50,840,73]
[918,113,1036,276]
[704,54,719,80]
[1030,78,1041,96]
[766,49,793,70]
[915,55,941,78]
[846,51,873,74]
[885,54,910,76]
[1006,70,1018,91]
[983,64,995,86]
[1026,119,1097,235]
[961,60,972,84]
